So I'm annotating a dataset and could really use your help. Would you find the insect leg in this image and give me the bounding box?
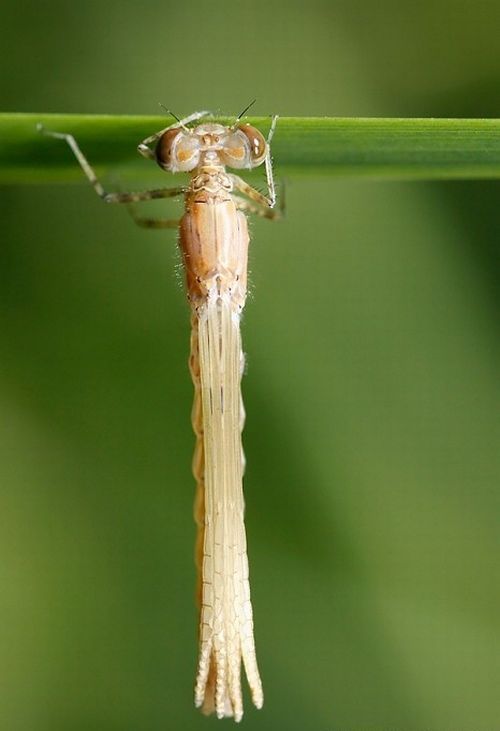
[37,124,185,204]
[230,174,284,218]
[263,115,278,208]
[233,195,281,221]
[229,175,271,207]
[125,205,180,229]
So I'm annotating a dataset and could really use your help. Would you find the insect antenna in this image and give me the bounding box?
[158,104,190,131]
[233,98,257,126]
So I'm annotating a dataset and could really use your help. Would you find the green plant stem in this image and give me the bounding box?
[1,113,499,183]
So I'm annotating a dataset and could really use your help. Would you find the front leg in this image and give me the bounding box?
[37,124,185,204]
[231,176,285,220]
[230,175,273,209]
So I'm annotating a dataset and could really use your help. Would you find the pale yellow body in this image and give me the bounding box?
[180,170,262,721]
[40,113,277,724]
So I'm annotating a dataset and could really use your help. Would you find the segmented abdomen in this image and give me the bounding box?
[180,198,262,721]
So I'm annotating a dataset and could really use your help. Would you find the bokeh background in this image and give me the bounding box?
[1,1,499,729]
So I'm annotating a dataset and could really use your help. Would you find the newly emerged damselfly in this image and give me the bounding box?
[38,108,279,721]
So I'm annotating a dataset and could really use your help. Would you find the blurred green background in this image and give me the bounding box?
[1,1,499,729]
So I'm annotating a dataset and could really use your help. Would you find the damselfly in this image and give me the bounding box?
[38,108,279,722]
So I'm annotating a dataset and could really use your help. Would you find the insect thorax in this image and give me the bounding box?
[191,167,233,196]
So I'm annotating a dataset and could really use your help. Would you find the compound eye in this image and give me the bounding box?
[237,124,267,166]
[220,131,248,169]
[221,125,268,169]
[155,128,200,172]
[155,128,182,171]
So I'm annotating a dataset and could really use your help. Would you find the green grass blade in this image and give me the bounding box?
[1,112,499,183]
